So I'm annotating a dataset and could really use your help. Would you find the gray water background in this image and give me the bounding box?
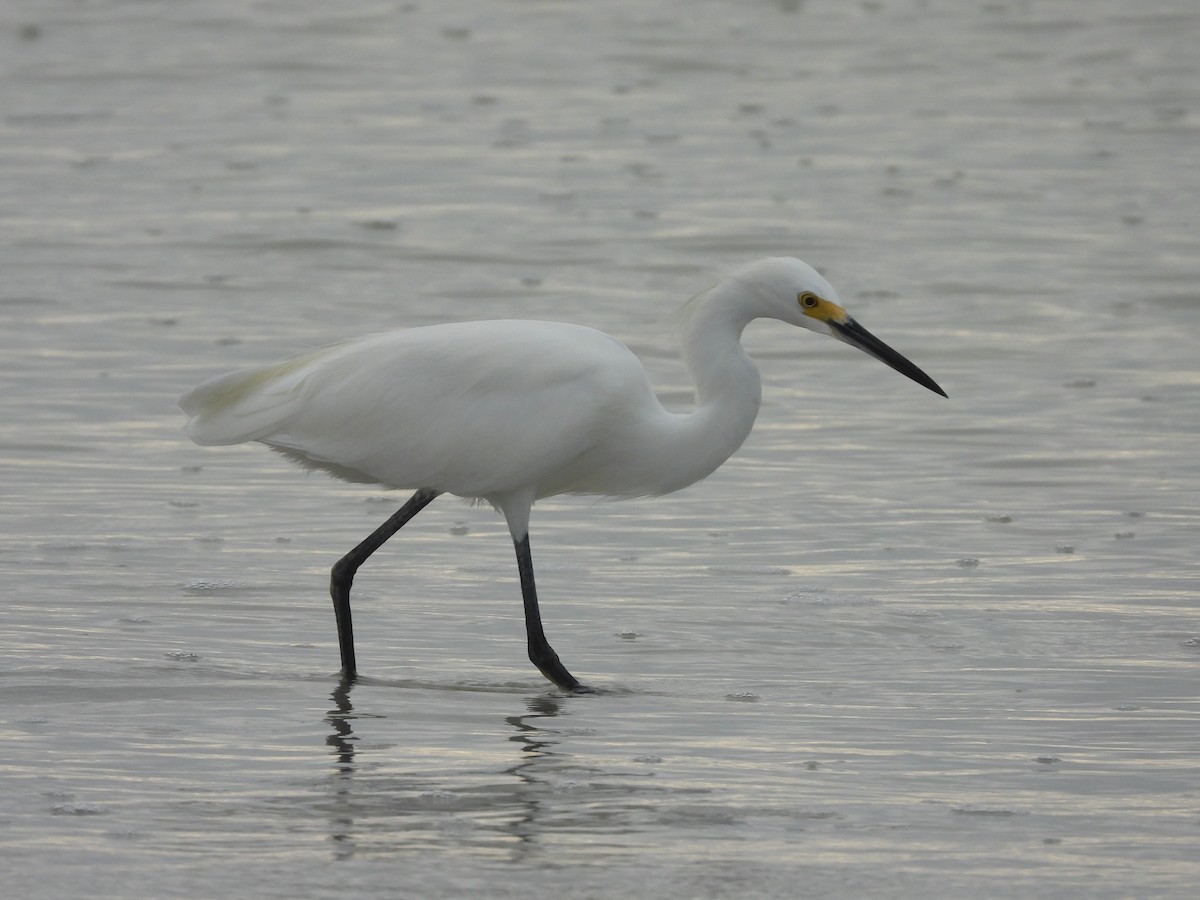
[1,1,1197,897]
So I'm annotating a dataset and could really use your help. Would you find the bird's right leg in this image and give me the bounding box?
[330,488,440,679]
[513,533,594,693]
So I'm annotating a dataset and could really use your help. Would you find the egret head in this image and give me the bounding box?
[736,257,947,398]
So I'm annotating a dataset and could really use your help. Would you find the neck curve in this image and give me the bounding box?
[653,280,764,492]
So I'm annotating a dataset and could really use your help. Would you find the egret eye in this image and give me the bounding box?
[799,292,819,309]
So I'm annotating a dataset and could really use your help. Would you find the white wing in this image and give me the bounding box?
[180,320,661,499]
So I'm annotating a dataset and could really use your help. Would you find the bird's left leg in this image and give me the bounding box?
[513,533,594,693]
[330,488,440,679]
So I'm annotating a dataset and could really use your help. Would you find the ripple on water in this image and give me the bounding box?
[782,591,881,607]
[182,579,252,593]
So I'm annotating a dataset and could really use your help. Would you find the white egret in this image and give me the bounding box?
[180,257,946,691]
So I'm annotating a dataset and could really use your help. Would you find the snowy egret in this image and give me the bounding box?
[180,257,946,691]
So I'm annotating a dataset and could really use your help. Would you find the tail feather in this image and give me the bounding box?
[180,356,315,445]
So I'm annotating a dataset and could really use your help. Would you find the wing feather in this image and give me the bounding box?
[180,321,656,498]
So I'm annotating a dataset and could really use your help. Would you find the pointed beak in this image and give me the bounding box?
[829,317,948,398]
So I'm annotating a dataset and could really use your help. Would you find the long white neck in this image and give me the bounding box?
[653,279,764,492]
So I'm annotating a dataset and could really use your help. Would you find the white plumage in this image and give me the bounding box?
[185,321,699,501]
[181,257,946,691]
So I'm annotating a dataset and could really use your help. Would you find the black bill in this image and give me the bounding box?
[830,317,948,398]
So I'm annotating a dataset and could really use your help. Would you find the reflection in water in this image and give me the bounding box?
[322,682,569,862]
[506,695,565,757]
[502,696,566,859]
[325,677,358,860]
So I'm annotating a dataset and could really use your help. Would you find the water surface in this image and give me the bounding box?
[2,1,1198,897]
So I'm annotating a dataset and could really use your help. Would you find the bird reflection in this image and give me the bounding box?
[500,695,570,858]
[506,695,564,756]
[327,676,357,768]
[322,681,572,862]
[325,676,358,859]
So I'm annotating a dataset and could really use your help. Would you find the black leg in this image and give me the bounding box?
[513,533,593,693]
[330,488,440,679]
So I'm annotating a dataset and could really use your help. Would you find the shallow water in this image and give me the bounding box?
[2,1,1198,897]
